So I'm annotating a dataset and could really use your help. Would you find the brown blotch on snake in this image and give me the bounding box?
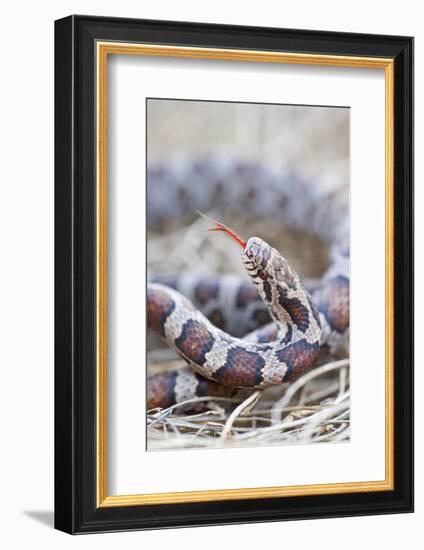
[213,347,265,387]
[174,319,215,365]
[147,371,178,410]
[147,286,176,336]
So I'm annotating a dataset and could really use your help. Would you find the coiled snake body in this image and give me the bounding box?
[147,158,349,410]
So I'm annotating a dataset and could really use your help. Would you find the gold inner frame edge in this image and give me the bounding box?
[96,42,395,508]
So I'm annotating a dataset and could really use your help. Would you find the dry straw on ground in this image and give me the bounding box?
[147,358,350,450]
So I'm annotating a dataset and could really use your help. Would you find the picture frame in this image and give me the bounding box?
[54,15,413,534]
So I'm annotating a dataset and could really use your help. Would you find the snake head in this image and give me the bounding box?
[243,237,297,289]
[198,212,297,289]
[243,237,271,278]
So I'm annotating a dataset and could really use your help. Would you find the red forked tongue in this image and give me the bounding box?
[197,211,246,249]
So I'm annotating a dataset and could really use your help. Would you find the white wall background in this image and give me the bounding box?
[0,1,420,548]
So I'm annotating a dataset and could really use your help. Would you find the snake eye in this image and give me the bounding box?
[258,269,268,281]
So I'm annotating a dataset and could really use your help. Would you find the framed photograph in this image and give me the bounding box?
[54,15,413,533]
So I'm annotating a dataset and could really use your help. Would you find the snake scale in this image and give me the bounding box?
[147,157,349,410]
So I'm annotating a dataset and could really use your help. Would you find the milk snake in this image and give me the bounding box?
[147,158,349,410]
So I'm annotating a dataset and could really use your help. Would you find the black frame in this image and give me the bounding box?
[55,15,414,534]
